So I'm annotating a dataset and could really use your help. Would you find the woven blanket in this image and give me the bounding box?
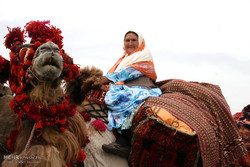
[140,79,246,167]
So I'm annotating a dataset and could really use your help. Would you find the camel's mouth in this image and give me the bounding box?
[42,57,61,69]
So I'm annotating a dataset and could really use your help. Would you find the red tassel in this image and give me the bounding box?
[17,110,24,118]
[4,27,26,51]
[19,70,25,76]
[91,118,107,131]
[76,150,86,162]
[50,26,63,49]
[7,129,19,151]
[61,53,80,81]
[34,41,42,47]
[80,112,91,121]
[35,121,43,138]
[9,100,15,110]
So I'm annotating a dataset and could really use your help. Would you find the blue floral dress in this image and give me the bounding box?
[105,66,162,132]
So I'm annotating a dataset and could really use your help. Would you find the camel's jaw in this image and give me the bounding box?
[33,55,63,81]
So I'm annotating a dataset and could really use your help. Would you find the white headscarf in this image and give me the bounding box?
[115,31,153,72]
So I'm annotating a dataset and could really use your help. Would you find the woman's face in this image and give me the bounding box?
[124,33,139,54]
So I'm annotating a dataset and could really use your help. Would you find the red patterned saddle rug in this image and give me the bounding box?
[129,107,201,167]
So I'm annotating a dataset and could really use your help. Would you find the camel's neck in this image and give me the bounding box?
[28,81,63,107]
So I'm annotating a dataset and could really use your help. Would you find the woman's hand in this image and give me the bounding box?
[101,76,111,85]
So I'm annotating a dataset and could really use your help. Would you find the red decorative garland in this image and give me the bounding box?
[7,93,77,151]
[9,93,76,133]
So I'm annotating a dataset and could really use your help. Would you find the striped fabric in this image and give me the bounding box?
[143,79,246,166]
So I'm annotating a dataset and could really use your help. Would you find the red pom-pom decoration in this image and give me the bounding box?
[91,118,107,131]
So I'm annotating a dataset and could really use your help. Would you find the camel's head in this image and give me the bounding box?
[32,41,63,81]
[4,20,79,93]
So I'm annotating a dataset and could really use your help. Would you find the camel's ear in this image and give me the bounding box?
[0,56,10,84]
[64,66,103,105]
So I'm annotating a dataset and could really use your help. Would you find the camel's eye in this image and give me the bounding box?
[40,46,49,53]
[52,47,60,53]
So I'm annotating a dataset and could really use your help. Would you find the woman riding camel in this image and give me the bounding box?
[102,31,162,158]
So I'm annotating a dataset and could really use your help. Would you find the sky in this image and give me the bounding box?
[0,0,249,114]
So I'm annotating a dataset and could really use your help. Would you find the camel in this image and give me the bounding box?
[1,21,88,167]
[65,66,247,167]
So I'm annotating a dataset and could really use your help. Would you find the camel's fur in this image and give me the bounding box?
[28,81,63,107]
[65,66,104,105]
[2,42,88,166]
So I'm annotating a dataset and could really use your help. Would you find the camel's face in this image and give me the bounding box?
[32,41,63,81]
